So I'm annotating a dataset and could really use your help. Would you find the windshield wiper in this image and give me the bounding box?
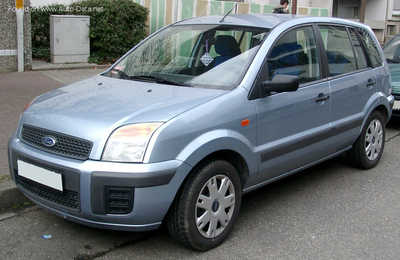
[108,69,191,87]
[109,68,131,79]
[129,75,191,87]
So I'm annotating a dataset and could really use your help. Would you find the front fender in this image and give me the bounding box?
[176,129,257,169]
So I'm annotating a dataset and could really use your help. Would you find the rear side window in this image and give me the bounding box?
[318,25,357,76]
[357,27,383,68]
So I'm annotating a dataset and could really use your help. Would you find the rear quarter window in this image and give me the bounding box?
[349,27,368,70]
[357,27,383,68]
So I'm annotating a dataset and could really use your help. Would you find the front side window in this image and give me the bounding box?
[267,26,320,84]
[318,25,357,76]
[105,25,269,90]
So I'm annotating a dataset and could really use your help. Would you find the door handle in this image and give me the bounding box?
[315,93,330,103]
[366,79,376,87]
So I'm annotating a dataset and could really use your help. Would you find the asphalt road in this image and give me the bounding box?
[1,118,400,260]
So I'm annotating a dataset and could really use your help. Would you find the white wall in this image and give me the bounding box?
[365,0,387,21]
[297,0,312,7]
[310,0,332,9]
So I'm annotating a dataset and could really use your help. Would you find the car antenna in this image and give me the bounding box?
[220,0,242,23]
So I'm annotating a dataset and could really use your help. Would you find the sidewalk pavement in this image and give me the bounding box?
[0,60,111,209]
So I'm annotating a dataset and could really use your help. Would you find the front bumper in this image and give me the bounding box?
[8,133,191,231]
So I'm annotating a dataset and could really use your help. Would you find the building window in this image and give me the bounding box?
[338,5,359,19]
[388,25,396,36]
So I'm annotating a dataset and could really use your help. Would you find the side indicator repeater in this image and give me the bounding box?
[241,119,250,126]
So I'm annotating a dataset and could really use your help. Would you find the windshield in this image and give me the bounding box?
[104,24,269,90]
[384,34,400,64]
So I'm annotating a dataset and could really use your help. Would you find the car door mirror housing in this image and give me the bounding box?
[261,74,299,97]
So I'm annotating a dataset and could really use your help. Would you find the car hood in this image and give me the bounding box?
[21,75,227,155]
[388,64,400,94]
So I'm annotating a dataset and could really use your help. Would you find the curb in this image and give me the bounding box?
[31,60,111,71]
[32,64,111,71]
[0,179,29,210]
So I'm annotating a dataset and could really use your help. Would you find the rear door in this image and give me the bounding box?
[317,24,378,151]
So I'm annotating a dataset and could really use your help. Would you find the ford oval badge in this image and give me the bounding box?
[42,136,57,147]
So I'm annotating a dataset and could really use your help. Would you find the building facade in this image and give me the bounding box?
[30,0,400,43]
[248,0,400,43]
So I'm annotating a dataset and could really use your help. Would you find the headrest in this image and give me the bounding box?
[215,35,241,56]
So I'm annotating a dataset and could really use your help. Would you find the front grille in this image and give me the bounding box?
[18,177,80,211]
[21,125,93,160]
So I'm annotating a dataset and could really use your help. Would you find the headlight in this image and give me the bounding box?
[102,123,162,162]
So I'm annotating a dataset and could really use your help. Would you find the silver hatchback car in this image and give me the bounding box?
[8,14,394,250]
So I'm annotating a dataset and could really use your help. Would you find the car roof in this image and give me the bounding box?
[175,13,370,31]
[175,13,292,28]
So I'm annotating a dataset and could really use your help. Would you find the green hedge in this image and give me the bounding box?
[31,0,148,64]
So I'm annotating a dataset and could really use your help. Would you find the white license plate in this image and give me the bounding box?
[18,160,63,192]
[394,100,400,110]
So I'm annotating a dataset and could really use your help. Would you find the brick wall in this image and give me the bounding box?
[0,0,32,72]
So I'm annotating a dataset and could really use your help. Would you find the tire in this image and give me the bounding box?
[167,159,242,251]
[347,111,385,169]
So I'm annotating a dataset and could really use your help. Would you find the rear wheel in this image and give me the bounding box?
[167,159,242,251]
[347,111,385,169]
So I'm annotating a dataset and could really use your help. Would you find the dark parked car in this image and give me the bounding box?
[383,33,400,116]
[8,14,394,250]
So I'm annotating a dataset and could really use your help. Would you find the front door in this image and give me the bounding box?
[254,25,332,184]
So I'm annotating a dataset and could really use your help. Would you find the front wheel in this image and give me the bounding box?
[347,111,386,169]
[167,159,242,251]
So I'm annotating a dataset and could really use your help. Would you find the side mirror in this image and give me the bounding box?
[261,74,299,97]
